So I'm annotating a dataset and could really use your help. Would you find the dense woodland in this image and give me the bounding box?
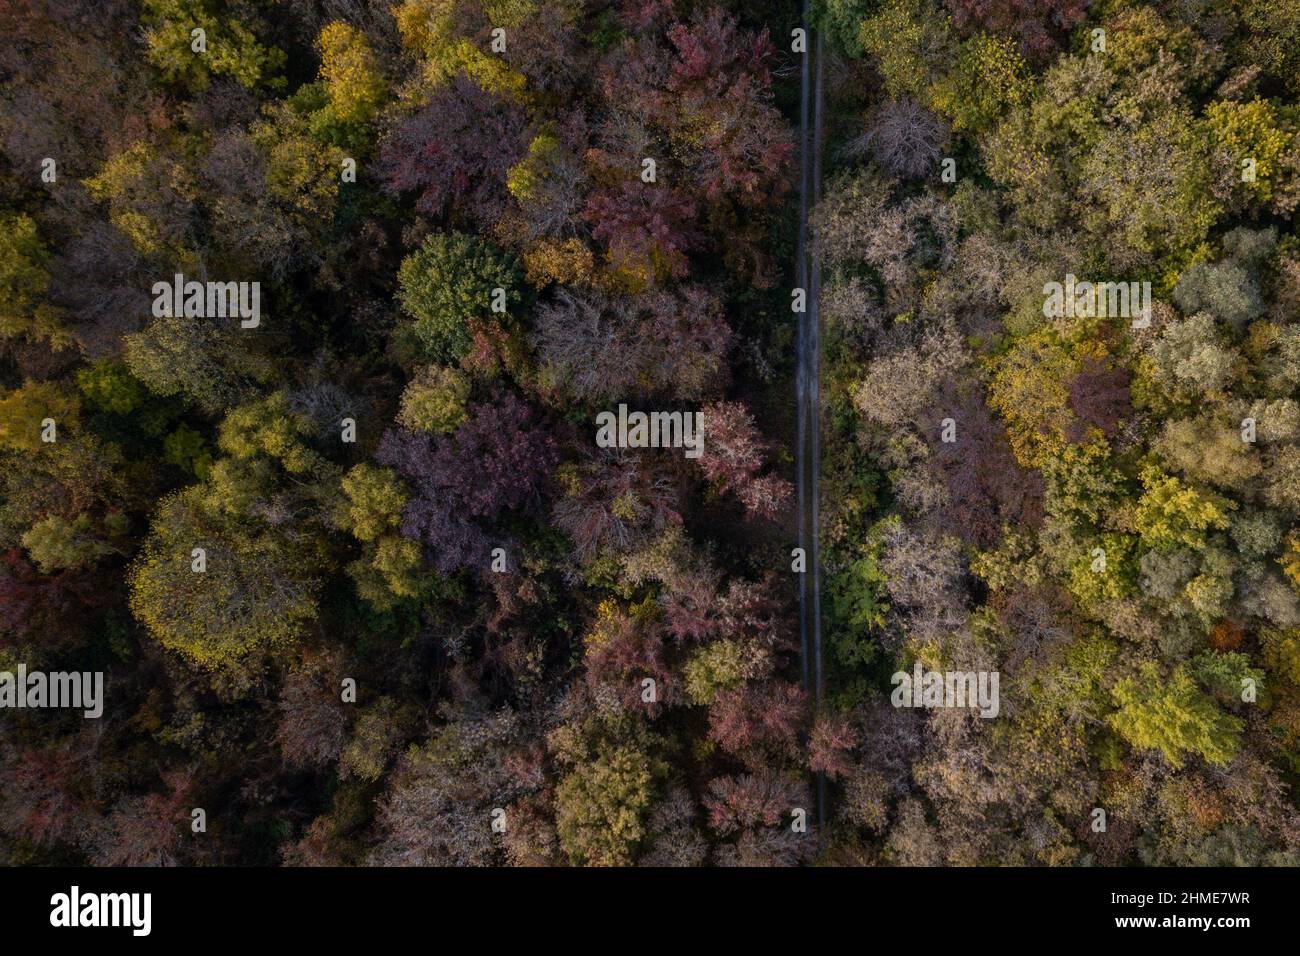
[1,0,1299,866]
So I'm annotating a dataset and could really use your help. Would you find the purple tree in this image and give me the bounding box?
[379,73,531,227]
[378,394,557,573]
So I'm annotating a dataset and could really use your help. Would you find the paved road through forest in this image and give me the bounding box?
[794,5,825,831]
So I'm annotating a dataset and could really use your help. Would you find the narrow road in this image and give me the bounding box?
[795,6,825,831]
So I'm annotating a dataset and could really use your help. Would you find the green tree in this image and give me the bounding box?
[347,534,428,611]
[338,464,407,542]
[340,698,409,782]
[21,514,115,572]
[77,360,147,416]
[0,381,80,453]
[163,425,212,478]
[124,312,269,413]
[551,713,666,866]
[813,0,878,55]
[684,640,749,706]
[0,213,66,346]
[1205,98,1297,206]
[1133,466,1235,551]
[396,366,471,433]
[317,22,386,128]
[1109,663,1243,768]
[129,486,322,671]
[396,232,523,364]
[141,0,285,92]
[218,392,324,476]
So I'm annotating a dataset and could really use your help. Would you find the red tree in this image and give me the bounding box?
[1067,357,1133,440]
[808,713,859,781]
[697,401,793,520]
[708,681,807,762]
[929,383,1044,548]
[945,0,1091,61]
[379,73,531,227]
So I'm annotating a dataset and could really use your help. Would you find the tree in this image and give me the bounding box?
[986,329,1078,468]
[534,285,729,403]
[684,639,753,705]
[1147,313,1239,402]
[164,425,213,478]
[347,534,429,611]
[87,771,194,866]
[1174,261,1265,332]
[0,433,134,567]
[1109,663,1243,768]
[1133,466,1235,551]
[944,0,1090,62]
[21,514,114,572]
[396,232,522,364]
[877,519,968,638]
[639,786,707,867]
[317,21,386,128]
[703,771,813,866]
[140,0,284,92]
[812,0,878,55]
[552,449,682,561]
[198,123,336,280]
[129,487,322,672]
[0,213,66,346]
[808,713,859,781]
[1205,99,1297,209]
[275,653,347,770]
[583,181,702,288]
[661,8,793,209]
[379,73,530,227]
[0,730,99,847]
[76,360,146,415]
[582,598,676,715]
[929,381,1044,548]
[507,122,589,242]
[1174,228,1275,330]
[338,464,407,542]
[551,712,667,866]
[851,98,948,179]
[250,99,344,235]
[340,697,410,782]
[397,366,471,433]
[1077,109,1219,268]
[855,325,969,429]
[708,681,806,764]
[697,401,793,520]
[703,771,806,834]
[217,391,328,477]
[377,395,557,573]
[0,381,80,453]
[0,548,109,654]
[859,0,957,107]
[124,311,269,413]
[1067,357,1131,441]
[370,709,532,866]
[80,140,191,262]
[1156,415,1261,490]
[48,219,150,359]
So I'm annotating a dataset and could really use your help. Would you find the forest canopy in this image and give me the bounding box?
[2,0,1299,868]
